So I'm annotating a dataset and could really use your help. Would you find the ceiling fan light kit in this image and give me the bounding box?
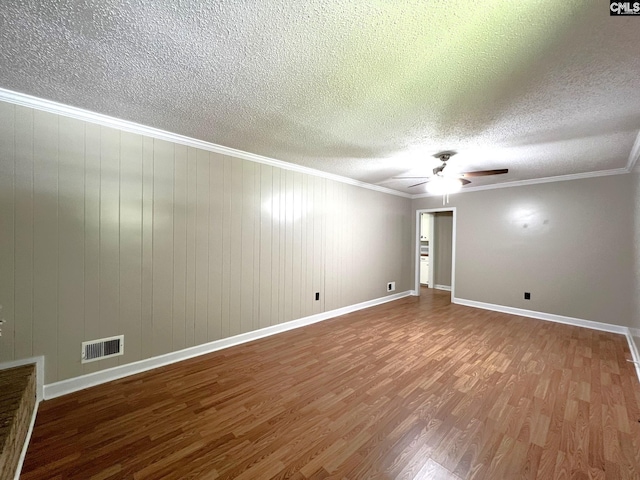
[393,151,509,198]
[425,176,463,195]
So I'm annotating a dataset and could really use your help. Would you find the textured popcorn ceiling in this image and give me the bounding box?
[1,1,640,194]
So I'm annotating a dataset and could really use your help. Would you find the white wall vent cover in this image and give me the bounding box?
[81,335,124,363]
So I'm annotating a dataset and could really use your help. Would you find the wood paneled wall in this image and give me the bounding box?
[0,102,412,383]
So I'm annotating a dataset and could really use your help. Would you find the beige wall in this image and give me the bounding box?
[0,101,413,383]
[433,212,453,287]
[632,170,640,350]
[413,175,635,327]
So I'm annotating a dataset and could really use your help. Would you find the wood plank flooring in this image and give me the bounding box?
[20,289,640,479]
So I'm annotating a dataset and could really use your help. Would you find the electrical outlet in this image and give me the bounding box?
[524,292,531,300]
[387,282,396,292]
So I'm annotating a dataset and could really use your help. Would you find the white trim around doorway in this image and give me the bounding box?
[414,207,456,298]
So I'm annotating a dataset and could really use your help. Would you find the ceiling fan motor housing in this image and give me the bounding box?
[393,150,508,188]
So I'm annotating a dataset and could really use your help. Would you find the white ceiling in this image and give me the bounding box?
[1,1,639,195]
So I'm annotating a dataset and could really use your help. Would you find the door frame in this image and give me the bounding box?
[414,207,457,297]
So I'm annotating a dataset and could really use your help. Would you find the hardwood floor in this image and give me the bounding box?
[21,289,640,479]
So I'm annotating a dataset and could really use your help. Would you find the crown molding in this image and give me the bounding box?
[410,167,630,199]
[410,128,640,198]
[411,128,640,198]
[0,88,412,199]
[2,87,637,199]
[627,129,640,172]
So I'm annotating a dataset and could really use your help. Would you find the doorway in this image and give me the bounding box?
[415,207,456,298]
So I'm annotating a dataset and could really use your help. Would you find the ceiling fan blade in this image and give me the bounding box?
[461,169,508,177]
[392,176,429,179]
[408,180,430,188]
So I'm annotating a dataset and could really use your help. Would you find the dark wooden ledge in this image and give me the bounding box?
[0,364,36,480]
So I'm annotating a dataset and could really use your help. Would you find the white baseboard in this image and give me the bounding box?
[44,291,412,400]
[453,297,640,383]
[452,297,628,334]
[624,330,640,383]
[434,285,452,292]
[629,328,640,381]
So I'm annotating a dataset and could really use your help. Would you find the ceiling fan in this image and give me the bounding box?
[394,152,508,192]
